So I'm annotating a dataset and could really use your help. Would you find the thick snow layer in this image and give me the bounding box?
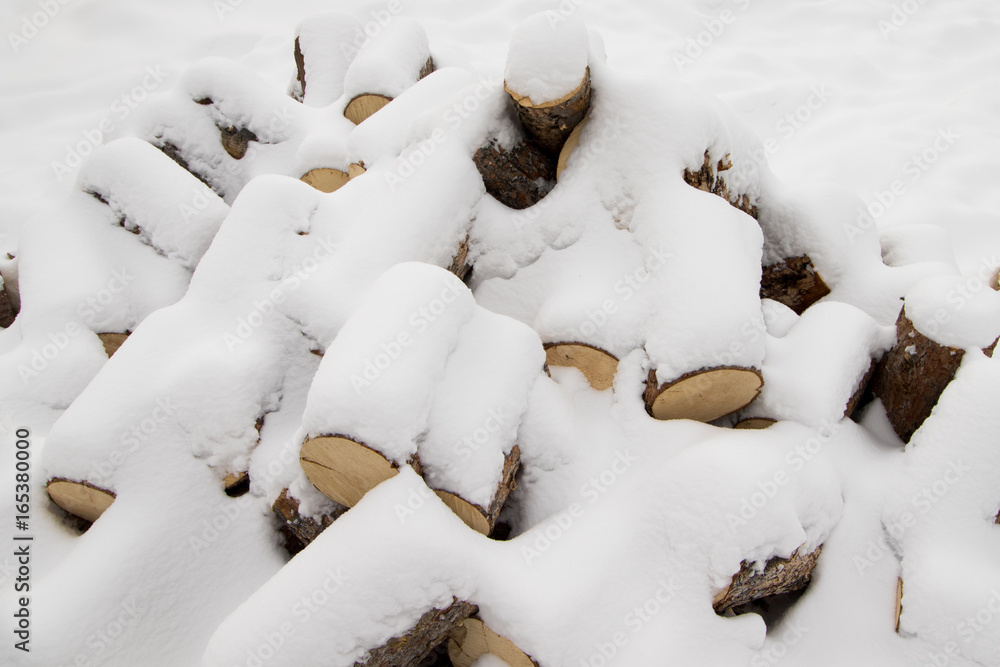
[342,17,432,100]
[293,12,363,107]
[77,137,230,269]
[904,274,1000,350]
[504,13,590,103]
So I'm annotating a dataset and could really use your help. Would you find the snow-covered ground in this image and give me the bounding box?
[1,1,999,666]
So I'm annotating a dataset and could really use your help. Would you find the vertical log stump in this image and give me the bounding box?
[544,342,618,391]
[448,617,538,667]
[645,367,763,422]
[869,312,964,444]
[760,255,830,315]
[342,18,434,125]
[46,478,116,524]
[713,546,822,614]
[504,14,591,154]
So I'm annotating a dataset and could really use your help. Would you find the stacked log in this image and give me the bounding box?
[341,18,435,125]
[46,478,116,524]
[474,137,556,210]
[299,263,543,535]
[448,617,538,667]
[713,546,822,614]
[290,12,362,107]
[760,255,831,315]
[544,342,618,392]
[683,150,758,219]
[645,366,763,423]
[271,489,346,553]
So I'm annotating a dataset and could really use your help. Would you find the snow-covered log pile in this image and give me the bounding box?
[2,8,999,667]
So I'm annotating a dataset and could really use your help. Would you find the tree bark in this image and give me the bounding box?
[358,598,477,667]
[271,488,346,553]
[713,546,822,614]
[869,312,964,443]
[760,255,831,315]
[434,446,521,536]
[505,68,591,154]
[645,366,763,422]
[0,286,15,328]
[683,150,758,219]
[474,139,556,210]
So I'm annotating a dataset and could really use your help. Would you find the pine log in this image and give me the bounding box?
[713,546,822,614]
[46,478,116,524]
[683,150,758,219]
[301,168,351,193]
[344,57,435,125]
[0,286,16,328]
[98,332,130,358]
[505,69,591,154]
[271,488,346,551]
[220,124,258,160]
[448,617,538,667]
[645,367,763,422]
[474,138,556,210]
[869,312,964,443]
[544,343,618,391]
[733,418,776,430]
[360,598,476,667]
[895,577,904,632]
[760,255,831,315]
[300,435,519,535]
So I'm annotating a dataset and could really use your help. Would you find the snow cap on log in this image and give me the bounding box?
[292,12,363,107]
[342,17,434,124]
[77,138,230,270]
[903,273,1000,350]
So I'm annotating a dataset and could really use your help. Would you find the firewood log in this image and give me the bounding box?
[713,546,822,614]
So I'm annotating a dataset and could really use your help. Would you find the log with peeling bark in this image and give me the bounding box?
[359,598,476,667]
[713,546,822,614]
[645,366,763,422]
[300,435,520,535]
[300,168,351,193]
[0,285,16,328]
[271,488,346,552]
[760,255,831,315]
[474,138,556,210]
[505,69,591,155]
[869,311,965,443]
[684,150,758,219]
[544,342,618,391]
[46,478,116,524]
[98,332,130,358]
[448,617,538,667]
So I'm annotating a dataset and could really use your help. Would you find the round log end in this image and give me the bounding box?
[556,117,586,180]
[435,490,491,536]
[733,418,776,430]
[98,332,129,358]
[47,479,116,523]
[448,617,536,667]
[300,168,351,193]
[300,435,399,507]
[648,367,763,422]
[344,94,392,125]
[544,342,618,391]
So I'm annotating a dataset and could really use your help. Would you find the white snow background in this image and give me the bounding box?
[0,1,999,666]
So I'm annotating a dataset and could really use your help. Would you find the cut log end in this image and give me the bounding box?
[505,68,591,154]
[448,617,538,667]
[300,168,351,193]
[344,94,393,125]
[870,312,963,444]
[98,332,129,358]
[544,343,618,391]
[713,546,822,615]
[733,418,776,430]
[646,367,763,422]
[760,255,831,315]
[46,479,116,524]
[436,445,520,536]
[556,117,586,180]
[300,435,402,508]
